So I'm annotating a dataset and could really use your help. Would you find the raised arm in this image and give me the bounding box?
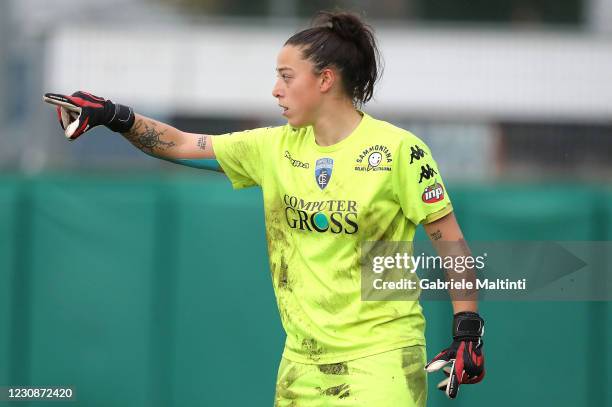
[43,91,221,170]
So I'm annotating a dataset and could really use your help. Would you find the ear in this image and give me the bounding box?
[319,68,336,93]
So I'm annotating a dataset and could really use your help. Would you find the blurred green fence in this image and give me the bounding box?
[0,173,609,406]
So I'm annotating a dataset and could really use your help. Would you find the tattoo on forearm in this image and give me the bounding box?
[430,230,442,241]
[197,136,207,151]
[123,119,176,154]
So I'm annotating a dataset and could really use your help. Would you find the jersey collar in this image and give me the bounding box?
[309,110,370,153]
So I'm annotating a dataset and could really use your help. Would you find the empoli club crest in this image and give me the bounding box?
[315,158,333,190]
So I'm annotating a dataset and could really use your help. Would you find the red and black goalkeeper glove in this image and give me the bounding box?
[425,311,485,399]
[42,91,134,140]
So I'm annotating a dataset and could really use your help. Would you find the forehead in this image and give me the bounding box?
[276,45,312,72]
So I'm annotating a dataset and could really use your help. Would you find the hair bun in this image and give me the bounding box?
[329,13,362,40]
[314,11,365,42]
[286,9,382,106]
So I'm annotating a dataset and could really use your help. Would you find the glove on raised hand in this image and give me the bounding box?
[43,91,134,140]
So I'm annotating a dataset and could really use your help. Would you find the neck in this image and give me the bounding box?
[312,103,363,147]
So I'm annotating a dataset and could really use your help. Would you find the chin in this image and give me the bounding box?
[288,118,306,128]
[287,115,311,129]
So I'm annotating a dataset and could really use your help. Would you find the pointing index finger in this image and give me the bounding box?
[42,93,81,113]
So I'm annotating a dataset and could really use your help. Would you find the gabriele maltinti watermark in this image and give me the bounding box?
[360,241,611,301]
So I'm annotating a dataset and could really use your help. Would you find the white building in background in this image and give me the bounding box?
[45,24,612,123]
[4,0,612,175]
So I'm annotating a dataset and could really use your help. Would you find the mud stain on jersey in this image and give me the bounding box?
[278,300,291,326]
[301,338,325,362]
[402,346,427,407]
[265,207,293,292]
[358,205,384,241]
[266,210,287,252]
[381,211,404,241]
[275,364,301,405]
[318,362,349,375]
[333,265,354,281]
[316,383,351,399]
[278,252,291,290]
[315,289,354,313]
[359,204,405,244]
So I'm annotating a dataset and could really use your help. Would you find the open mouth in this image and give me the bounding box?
[279,104,289,113]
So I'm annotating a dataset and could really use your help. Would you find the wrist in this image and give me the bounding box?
[452,311,484,340]
[104,100,135,133]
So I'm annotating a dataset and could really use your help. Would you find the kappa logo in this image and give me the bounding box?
[418,164,438,183]
[409,145,427,164]
[422,181,445,203]
[284,150,309,169]
[315,158,333,190]
[354,144,392,172]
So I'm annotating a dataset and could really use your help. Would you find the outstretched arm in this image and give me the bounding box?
[122,114,222,171]
[43,91,221,171]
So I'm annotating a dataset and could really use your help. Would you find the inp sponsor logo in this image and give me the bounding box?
[422,181,445,203]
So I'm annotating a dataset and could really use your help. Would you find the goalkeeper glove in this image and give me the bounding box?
[43,91,134,140]
[425,311,485,399]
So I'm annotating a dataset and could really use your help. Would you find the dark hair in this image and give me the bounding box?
[285,10,382,107]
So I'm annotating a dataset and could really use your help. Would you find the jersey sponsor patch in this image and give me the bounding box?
[422,181,445,203]
[354,144,392,172]
[283,194,359,234]
[315,157,333,189]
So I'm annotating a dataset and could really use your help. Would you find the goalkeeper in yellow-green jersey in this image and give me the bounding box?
[44,10,485,406]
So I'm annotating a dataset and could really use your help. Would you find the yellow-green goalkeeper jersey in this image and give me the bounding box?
[212,111,453,364]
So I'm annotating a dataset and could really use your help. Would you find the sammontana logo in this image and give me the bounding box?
[355,144,392,172]
[422,181,444,203]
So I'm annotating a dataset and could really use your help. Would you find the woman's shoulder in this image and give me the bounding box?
[365,113,424,146]
[251,123,310,139]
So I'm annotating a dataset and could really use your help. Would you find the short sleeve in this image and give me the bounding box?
[392,136,453,225]
[212,127,275,189]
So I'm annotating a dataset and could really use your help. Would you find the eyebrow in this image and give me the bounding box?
[276,67,294,73]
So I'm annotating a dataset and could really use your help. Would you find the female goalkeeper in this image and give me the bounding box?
[44,10,484,407]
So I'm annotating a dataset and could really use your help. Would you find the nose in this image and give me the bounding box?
[272,79,284,98]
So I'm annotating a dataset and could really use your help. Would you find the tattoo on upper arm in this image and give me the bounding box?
[123,119,175,154]
[430,229,442,241]
[197,136,207,151]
